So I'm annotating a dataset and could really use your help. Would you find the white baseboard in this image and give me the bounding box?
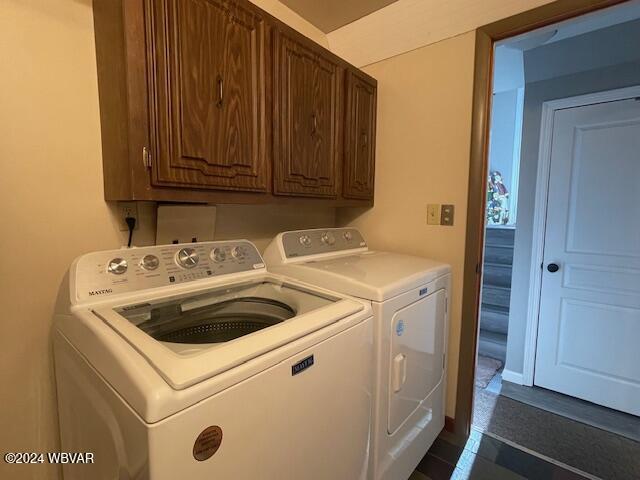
[501,368,524,385]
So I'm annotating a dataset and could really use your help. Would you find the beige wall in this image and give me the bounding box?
[0,2,125,478]
[338,32,477,418]
[0,1,329,479]
[215,205,335,252]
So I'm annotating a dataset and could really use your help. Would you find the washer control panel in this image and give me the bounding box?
[281,228,366,259]
[73,240,264,303]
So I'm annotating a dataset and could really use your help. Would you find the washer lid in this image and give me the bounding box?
[270,251,450,302]
[93,277,364,389]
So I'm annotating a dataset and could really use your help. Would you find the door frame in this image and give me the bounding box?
[521,85,640,386]
[454,0,629,443]
[510,86,525,225]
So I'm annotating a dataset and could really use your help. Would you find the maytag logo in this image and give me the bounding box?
[291,355,314,376]
[88,288,113,296]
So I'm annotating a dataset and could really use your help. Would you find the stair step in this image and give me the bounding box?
[480,308,509,335]
[484,244,514,266]
[479,329,508,344]
[483,263,512,288]
[478,330,507,362]
[482,285,511,309]
[485,227,515,247]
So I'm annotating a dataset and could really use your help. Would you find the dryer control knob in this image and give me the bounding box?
[321,232,335,246]
[231,246,246,259]
[107,257,128,275]
[343,231,353,242]
[299,235,312,247]
[176,248,199,269]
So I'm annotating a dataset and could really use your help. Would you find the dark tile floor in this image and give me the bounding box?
[473,374,640,479]
[416,429,591,480]
[500,380,640,443]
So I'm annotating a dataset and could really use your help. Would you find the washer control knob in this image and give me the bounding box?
[107,257,128,275]
[343,231,353,242]
[140,254,160,271]
[299,235,312,247]
[231,246,246,259]
[176,248,199,269]
[211,247,226,263]
[320,232,336,246]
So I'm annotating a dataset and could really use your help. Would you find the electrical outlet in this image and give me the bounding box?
[118,202,139,231]
[427,204,441,225]
[441,204,455,226]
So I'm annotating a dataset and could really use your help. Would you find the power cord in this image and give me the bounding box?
[125,216,136,248]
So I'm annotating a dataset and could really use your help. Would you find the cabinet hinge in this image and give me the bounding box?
[142,146,152,169]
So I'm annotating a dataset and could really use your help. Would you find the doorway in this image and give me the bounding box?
[460,2,640,478]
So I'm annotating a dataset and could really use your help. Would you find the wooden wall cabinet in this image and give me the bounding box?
[343,70,377,200]
[273,30,343,198]
[94,0,377,206]
[147,0,269,192]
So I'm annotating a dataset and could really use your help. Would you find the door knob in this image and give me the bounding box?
[547,263,560,273]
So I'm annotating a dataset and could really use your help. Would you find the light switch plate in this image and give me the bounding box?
[441,204,455,226]
[427,204,441,225]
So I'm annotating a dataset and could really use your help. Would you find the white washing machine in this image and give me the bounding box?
[264,228,451,480]
[53,240,373,480]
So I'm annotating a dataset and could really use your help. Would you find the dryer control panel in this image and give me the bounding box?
[280,228,367,259]
[72,240,264,303]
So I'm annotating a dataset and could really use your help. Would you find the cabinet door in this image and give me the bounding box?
[343,70,376,200]
[147,0,268,191]
[273,30,342,198]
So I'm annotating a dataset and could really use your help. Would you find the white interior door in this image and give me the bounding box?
[534,97,640,416]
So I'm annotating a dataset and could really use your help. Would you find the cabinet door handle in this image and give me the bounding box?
[311,113,317,136]
[361,131,368,148]
[216,75,223,108]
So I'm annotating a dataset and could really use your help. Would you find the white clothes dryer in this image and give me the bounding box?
[54,240,373,480]
[264,228,451,480]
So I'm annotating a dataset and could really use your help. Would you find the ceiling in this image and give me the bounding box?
[497,0,640,50]
[280,0,399,33]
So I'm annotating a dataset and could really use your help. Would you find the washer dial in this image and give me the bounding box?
[320,232,336,246]
[107,258,128,275]
[231,246,246,259]
[343,231,353,242]
[176,248,199,269]
[140,254,160,271]
[211,247,226,263]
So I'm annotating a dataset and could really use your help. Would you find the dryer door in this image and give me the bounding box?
[388,289,446,434]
